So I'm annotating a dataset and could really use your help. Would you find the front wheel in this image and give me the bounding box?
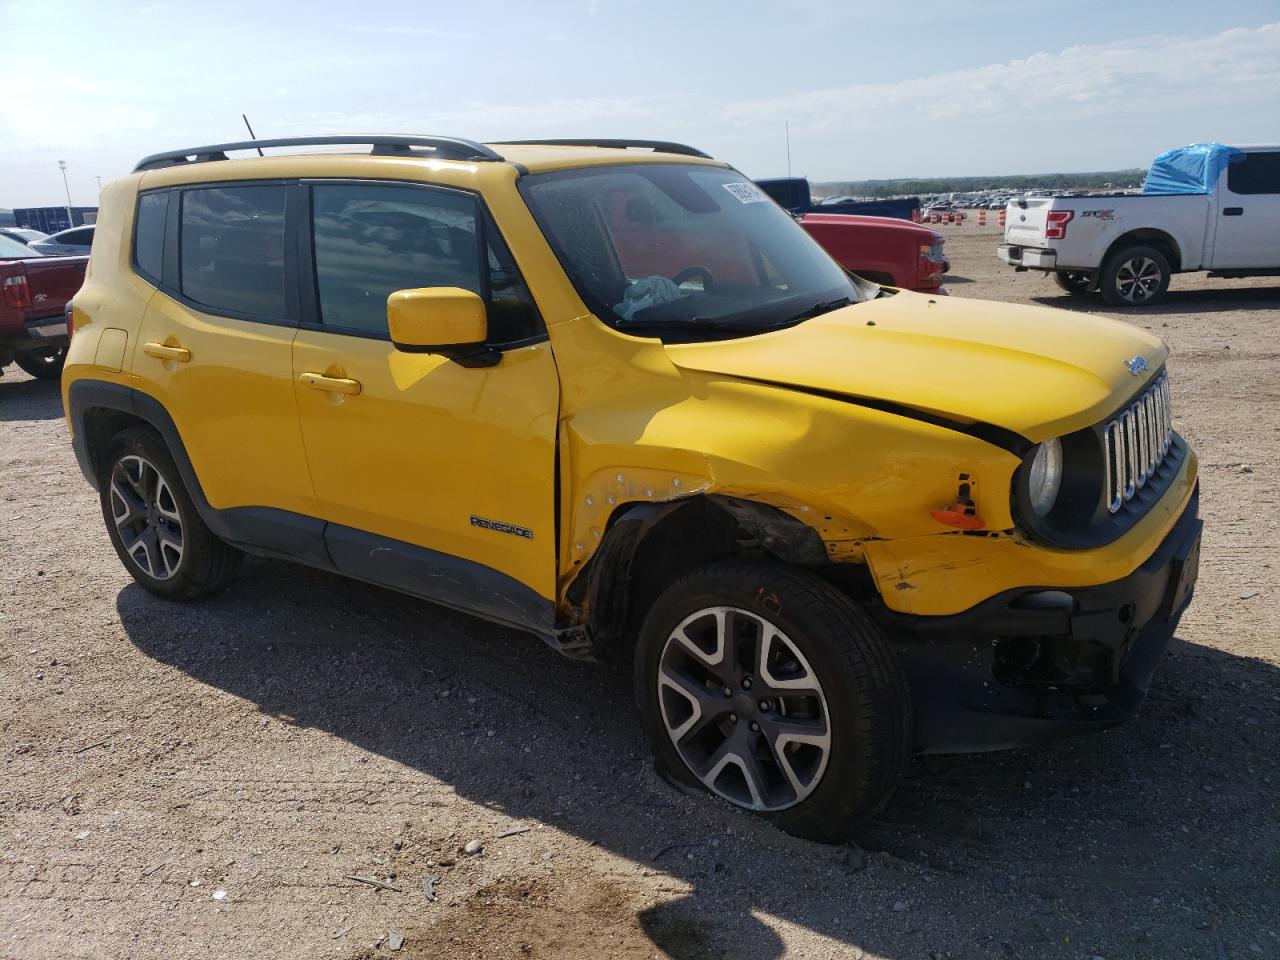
[13,342,68,380]
[1099,245,1171,307]
[634,560,912,842]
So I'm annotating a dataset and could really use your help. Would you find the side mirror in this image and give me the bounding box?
[386,287,498,367]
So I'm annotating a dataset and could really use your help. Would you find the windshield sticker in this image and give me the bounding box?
[722,182,770,204]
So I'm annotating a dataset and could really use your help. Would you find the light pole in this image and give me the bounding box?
[58,160,73,228]
[96,176,103,193]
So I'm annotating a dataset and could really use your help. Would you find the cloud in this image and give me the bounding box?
[722,23,1280,129]
[351,25,477,40]
[277,95,674,140]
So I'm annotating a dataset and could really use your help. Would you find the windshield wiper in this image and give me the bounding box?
[779,296,854,326]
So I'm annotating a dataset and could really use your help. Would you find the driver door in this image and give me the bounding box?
[290,180,560,628]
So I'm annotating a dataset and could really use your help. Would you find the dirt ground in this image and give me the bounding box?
[1,219,1277,960]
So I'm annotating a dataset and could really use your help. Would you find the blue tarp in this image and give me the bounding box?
[1142,143,1243,195]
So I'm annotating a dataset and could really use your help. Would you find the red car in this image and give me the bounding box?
[799,213,949,294]
[0,233,88,380]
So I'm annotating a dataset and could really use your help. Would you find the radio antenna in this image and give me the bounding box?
[242,114,265,156]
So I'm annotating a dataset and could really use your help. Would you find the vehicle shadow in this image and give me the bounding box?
[1031,283,1280,316]
[0,373,64,421]
[116,559,1280,959]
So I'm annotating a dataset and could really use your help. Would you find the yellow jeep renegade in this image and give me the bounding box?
[63,135,1201,840]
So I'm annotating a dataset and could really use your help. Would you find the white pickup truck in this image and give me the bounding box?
[998,144,1280,306]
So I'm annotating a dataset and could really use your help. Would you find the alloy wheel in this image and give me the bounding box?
[1114,257,1162,303]
[656,606,831,811]
[109,455,184,580]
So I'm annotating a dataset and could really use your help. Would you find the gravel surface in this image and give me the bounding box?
[1,220,1277,959]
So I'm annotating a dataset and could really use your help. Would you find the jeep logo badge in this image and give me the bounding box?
[1123,355,1149,376]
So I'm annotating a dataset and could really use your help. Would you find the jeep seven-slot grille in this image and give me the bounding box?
[1103,372,1173,514]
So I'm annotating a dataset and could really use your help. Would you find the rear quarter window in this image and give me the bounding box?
[133,192,168,283]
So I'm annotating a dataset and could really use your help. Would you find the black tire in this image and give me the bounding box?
[1053,270,1094,297]
[13,342,68,380]
[99,426,240,599]
[1098,244,1171,307]
[634,559,912,842]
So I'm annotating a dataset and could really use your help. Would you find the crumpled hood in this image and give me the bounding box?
[663,291,1167,443]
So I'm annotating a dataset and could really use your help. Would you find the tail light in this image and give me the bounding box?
[1045,210,1074,240]
[2,274,31,309]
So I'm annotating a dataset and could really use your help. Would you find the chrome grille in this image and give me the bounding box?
[1104,372,1173,514]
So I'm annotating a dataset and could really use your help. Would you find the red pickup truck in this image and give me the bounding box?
[0,234,88,380]
[754,178,949,293]
[799,213,949,294]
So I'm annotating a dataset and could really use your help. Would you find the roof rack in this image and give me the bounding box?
[493,138,713,159]
[133,135,504,172]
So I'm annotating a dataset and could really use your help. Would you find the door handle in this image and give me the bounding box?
[1223,207,1243,216]
[142,342,191,363]
[299,372,362,396]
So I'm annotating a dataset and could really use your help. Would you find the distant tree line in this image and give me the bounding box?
[812,169,1148,199]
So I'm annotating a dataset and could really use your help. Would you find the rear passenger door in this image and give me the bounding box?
[290,180,560,628]
[130,183,317,535]
[1210,151,1280,268]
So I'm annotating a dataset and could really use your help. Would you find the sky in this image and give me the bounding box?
[2,0,1279,207]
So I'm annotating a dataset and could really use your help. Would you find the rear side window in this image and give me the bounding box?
[180,185,287,318]
[310,182,541,344]
[133,192,168,282]
[60,228,93,245]
[1227,152,1280,195]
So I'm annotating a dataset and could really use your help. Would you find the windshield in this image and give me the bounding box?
[519,163,865,341]
[0,234,37,258]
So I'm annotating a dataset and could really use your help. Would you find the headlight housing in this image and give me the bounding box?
[1011,369,1188,549]
[1026,437,1063,518]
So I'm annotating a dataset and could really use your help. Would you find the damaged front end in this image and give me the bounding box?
[873,488,1202,752]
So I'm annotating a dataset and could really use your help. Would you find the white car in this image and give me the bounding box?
[998,144,1280,306]
[29,225,95,257]
[0,227,49,246]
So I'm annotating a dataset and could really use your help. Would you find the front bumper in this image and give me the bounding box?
[877,487,1201,753]
[998,243,1057,270]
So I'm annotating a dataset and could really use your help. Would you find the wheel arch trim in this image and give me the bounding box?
[1103,229,1182,272]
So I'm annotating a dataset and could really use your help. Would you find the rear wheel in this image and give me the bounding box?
[634,560,912,842]
[100,426,240,599]
[1053,270,1094,297]
[13,342,68,380]
[1099,245,1171,307]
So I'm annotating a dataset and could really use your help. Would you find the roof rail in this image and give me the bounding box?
[133,135,504,172]
[492,138,713,159]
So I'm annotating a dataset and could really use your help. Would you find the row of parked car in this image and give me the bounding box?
[0,223,96,256]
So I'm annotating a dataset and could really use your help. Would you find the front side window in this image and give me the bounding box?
[180,185,287,318]
[133,192,168,282]
[310,183,540,344]
[1227,152,1280,195]
[519,163,865,342]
